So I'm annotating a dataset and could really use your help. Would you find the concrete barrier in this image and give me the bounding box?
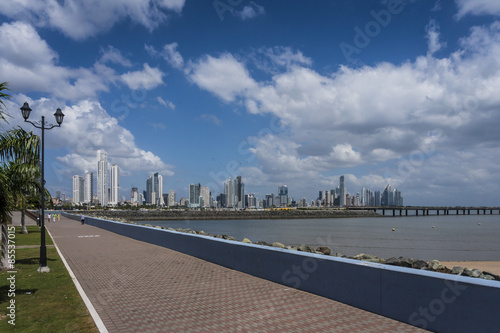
[66,214,500,332]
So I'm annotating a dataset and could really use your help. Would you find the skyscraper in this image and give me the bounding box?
[168,189,176,207]
[200,186,211,208]
[339,175,346,206]
[189,183,201,208]
[131,187,138,204]
[97,150,108,206]
[278,185,288,206]
[84,171,93,204]
[73,175,84,204]
[110,164,119,205]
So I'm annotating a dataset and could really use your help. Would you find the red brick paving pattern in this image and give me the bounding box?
[47,217,427,333]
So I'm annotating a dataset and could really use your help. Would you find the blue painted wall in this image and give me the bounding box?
[68,214,500,332]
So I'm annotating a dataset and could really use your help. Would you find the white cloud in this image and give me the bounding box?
[6,97,175,179]
[198,114,221,126]
[100,45,132,67]
[121,63,164,90]
[188,53,257,102]
[157,96,175,109]
[235,2,265,20]
[0,0,186,40]
[426,20,446,54]
[147,43,184,70]
[250,46,313,74]
[456,0,500,18]
[0,21,114,101]
[189,21,500,203]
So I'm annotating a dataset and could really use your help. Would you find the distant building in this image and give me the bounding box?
[97,150,108,206]
[73,175,84,204]
[278,185,288,206]
[189,183,201,208]
[168,190,176,207]
[339,175,346,206]
[110,164,119,205]
[84,171,93,204]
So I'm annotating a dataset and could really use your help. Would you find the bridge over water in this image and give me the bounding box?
[346,206,500,217]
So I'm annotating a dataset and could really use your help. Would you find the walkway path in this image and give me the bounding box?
[44,215,426,332]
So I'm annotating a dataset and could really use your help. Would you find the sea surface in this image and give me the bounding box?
[140,215,500,261]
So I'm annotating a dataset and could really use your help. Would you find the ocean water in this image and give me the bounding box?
[141,215,500,261]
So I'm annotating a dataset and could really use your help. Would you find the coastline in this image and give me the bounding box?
[78,208,381,221]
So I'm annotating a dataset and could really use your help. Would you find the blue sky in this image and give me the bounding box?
[1,0,500,206]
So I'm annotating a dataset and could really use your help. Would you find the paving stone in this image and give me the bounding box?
[47,216,427,333]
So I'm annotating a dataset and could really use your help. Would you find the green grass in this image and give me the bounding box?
[7,225,54,247]
[0,228,98,332]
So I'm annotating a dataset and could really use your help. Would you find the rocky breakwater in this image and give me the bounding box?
[143,224,500,282]
[77,208,380,221]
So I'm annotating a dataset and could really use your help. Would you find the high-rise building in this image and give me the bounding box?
[168,190,176,207]
[189,183,201,208]
[84,171,93,204]
[381,185,393,206]
[73,175,84,204]
[200,186,211,208]
[97,150,108,206]
[156,173,164,206]
[110,164,119,205]
[278,185,288,206]
[131,187,138,205]
[339,176,346,206]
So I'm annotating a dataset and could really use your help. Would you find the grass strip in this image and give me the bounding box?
[0,226,98,332]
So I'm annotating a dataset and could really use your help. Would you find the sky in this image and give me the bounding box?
[1,0,500,206]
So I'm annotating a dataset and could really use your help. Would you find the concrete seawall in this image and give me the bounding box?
[66,213,500,333]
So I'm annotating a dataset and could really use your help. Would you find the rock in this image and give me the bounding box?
[471,269,482,278]
[223,235,237,241]
[479,274,495,280]
[483,271,500,281]
[316,246,331,255]
[462,268,473,277]
[451,266,464,275]
[197,230,207,236]
[214,234,224,239]
[436,265,451,274]
[386,257,413,268]
[242,238,252,244]
[412,260,428,269]
[298,244,315,253]
[354,253,378,260]
[255,241,271,246]
[272,242,286,248]
[428,260,441,270]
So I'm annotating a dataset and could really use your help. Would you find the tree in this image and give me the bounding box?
[0,82,41,268]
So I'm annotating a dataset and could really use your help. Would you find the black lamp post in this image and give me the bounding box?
[20,102,64,273]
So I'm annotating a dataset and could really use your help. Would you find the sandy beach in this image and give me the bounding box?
[441,261,500,276]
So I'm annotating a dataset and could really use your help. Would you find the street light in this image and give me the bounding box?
[20,102,64,273]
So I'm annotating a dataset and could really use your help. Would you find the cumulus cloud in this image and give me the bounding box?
[0,0,186,40]
[235,2,265,20]
[146,42,184,70]
[426,20,446,54]
[157,96,175,109]
[5,97,175,179]
[100,45,132,67]
[187,53,257,102]
[187,21,500,201]
[121,63,164,90]
[0,21,114,101]
[456,0,500,19]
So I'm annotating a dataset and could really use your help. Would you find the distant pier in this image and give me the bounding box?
[347,206,500,216]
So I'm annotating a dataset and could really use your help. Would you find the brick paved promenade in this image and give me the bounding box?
[41,215,426,332]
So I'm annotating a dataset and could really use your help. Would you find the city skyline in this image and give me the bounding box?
[2,1,500,206]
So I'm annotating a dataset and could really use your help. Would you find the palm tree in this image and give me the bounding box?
[0,82,10,123]
[0,82,41,268]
